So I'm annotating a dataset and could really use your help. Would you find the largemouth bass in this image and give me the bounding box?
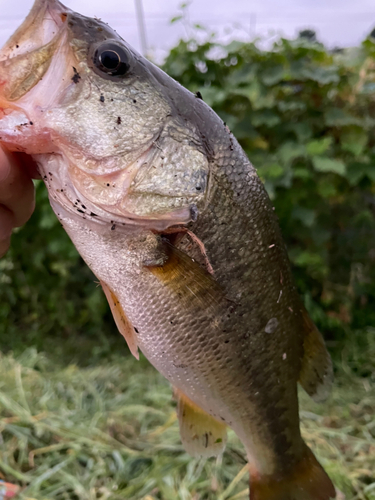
[0,1,336,498]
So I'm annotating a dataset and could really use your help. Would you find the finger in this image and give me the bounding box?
[14,152,41,179]
[0,148,35,227]
[0,205,14,257]
[0,235,11,258]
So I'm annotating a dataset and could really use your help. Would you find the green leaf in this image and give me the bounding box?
[251,110,281,127]
[325,108,362,127]
[347,161,375,185]
[289,123,313,143]
[278,142,305,165]
[293,167,312,180]
[258,163,284,180]
[277,100,306,112]
[340,128,368,156]
[233,81,275,109]
[309,66,340,85]
[317,181,337,198]
[312,157,346,175]
[232,116,257,139]
[306,137,332,156]
[292,206,316,227]
[197,86,227,107]
[262,65,285,86]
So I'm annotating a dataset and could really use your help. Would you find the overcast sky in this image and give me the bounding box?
[1,0,375,60]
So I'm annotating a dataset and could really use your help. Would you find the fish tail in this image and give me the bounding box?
[249,446,336,500]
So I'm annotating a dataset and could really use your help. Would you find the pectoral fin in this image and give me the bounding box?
[299,309,333,402]
[175,388,227,458]
[101,281,139,360]
[146,238,225,311]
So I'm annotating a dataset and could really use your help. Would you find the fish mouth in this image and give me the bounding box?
[0,0,70,113]
[0,0,76,152]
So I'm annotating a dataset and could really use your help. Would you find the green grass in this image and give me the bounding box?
[0,347,374,500]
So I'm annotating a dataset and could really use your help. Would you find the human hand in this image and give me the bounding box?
[0,147,38,257]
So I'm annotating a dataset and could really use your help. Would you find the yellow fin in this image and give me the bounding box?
[175,388,227,458]
[298,309,333,403]
[101,281,139,359]
[249,446,336,500]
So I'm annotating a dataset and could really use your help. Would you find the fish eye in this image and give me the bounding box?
[93,42,130,77]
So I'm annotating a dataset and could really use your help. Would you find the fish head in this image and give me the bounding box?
[0,0,211,230]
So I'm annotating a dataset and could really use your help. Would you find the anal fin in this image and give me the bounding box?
[101,281,139,360]
[299,309,333,403]
[175,388,227,458]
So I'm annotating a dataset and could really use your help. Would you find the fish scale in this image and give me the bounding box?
[0,1,336,498]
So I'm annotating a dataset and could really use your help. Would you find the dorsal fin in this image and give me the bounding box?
[299,309,333,402]
[174,388,227,458]
[101,281,139,359]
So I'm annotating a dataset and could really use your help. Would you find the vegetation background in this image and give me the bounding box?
[1,17,375,500]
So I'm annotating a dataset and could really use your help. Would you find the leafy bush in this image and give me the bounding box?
[2,31,375,359]
[163,34,375,341]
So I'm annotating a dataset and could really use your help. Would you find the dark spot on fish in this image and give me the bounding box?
[72,67,81,84]
[133,99,137,103]
[60,13,67,22]
[100,95,105,103]
[111,224,116,230]
[195,186,202,191]
[29,121,33,125]
[49,172,52,176]
[77,209,84,214]
[134,327,139,333]
[81,205,86,209]
[106,183,110,187]
[60,189,64,192]
[117,116,122,125]
[90,212,98,217]
[204,433,209,447]
[224,340,229,344]
[195,91,203,99]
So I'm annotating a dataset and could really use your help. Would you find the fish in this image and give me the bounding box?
[0,1,336,498]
